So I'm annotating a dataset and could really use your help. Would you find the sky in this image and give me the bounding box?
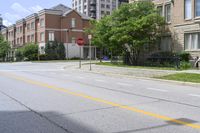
[0,0,72,26]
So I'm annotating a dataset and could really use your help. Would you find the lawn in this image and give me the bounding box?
[156,73,200,83]
[96,62,178,70]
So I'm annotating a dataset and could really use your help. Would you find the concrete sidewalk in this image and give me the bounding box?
[76,63,180,78]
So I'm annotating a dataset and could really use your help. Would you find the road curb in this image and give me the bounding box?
[71,68,200,88]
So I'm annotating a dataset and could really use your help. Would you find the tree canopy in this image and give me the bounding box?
[89,1,165,64]
[0,34,10,60]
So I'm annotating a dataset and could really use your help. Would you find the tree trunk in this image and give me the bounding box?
[100,48,103,62]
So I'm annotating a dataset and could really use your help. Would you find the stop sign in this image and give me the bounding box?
[76,38,85,46]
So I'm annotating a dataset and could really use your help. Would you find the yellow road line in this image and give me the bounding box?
[1,72,200,130]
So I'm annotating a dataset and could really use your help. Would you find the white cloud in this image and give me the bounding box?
[2,3,43,26]
[29,5,43,13]
[11,2,31,14]
[3,13,21,22]
[3,20,12,26]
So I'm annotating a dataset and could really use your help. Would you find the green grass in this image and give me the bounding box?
[96,62,178,70]
[31,60,80,63]
[156,73,200,83]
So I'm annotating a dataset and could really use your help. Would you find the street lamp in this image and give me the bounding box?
[88,35,92,71]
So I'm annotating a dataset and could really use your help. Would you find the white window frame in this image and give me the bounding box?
[185,0,192,19]
[40,18,45,27]
[157,6,163,16]
[31,22,35,30]
[165,4,171,23]
[48,31,55,41]
[185,33,200,50]
[72,37,76,43]
[71,18,76,28]
[195,0,200,17]
[40,32,45,42]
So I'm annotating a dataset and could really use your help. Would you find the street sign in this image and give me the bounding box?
[76,38,85,46]
[88,35,92,40]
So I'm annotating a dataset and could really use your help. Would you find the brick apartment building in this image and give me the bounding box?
[1,4,96,60]
[129,0,200,59]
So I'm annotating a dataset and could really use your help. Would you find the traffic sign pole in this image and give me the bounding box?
[76,38,85,69]
[88,35,92,71]
[79,46,81,68]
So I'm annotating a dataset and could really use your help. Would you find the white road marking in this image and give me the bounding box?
[117,82,132,86]
[63,74,70,77]
[95,79,106,82]
[77,76,84,79]
[189,94,200,98]
[146,88,168,92]
[50,72,56,75]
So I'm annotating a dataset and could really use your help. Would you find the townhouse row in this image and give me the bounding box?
[1,4,96,59]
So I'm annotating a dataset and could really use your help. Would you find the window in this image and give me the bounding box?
[106,5,110,9]
[17,38,19,44]
[71,18,76,28]
[160,36,172,51]
[40,32,45,42]
[157,6,163,16]
[31,22,35,30]
[101,4,105,8]
[20,26,23,33]
[106,11,110,15]
[72,37,76,43]
[185,0,192,19]
[40,18,45,27]
[195,0,200,17]
[27,23,30,31]
[31,34,34,42]
[165,4,171,23]
[20,37,23,44]
[185,33,200,50]
[27,35,30,43]
[48,32,55,41]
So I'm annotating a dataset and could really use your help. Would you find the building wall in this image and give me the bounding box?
[132,0,200,59]
[15,21,25,47]
[0,4,93,59]
[7,26,16,48]
[72,0,120,19]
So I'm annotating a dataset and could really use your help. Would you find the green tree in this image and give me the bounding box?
[110,2,165,65]
[23,43,38,61]
[15,47,24,61]
[88,16,119,62]
[0,34,10,61]
[57,42,66,60]
[45,41,66,60]
[89,1,165,65]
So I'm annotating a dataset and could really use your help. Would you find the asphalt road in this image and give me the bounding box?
[0,62,200,133]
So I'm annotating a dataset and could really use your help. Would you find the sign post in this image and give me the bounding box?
[76,38,85,69]
[88,35,92,71]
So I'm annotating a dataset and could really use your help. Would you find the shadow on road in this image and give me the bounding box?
[113,118,198,133]
[0,110,100,133]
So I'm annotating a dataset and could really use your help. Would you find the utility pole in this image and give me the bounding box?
[88,35,92,71]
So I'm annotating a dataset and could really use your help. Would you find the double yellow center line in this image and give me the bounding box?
[1,72,200,130]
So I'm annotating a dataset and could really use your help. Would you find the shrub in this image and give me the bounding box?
[23,43,38,61]
[15,48,24,61]
[178,52,190,62]
[180,61,192,70]
[45,41,66,60]
[39,54,47,60]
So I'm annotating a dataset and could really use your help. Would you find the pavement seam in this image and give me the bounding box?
[72,68,200,88]
[0,90,74,133]
[2,72,200,130]
[26,71,200,109]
